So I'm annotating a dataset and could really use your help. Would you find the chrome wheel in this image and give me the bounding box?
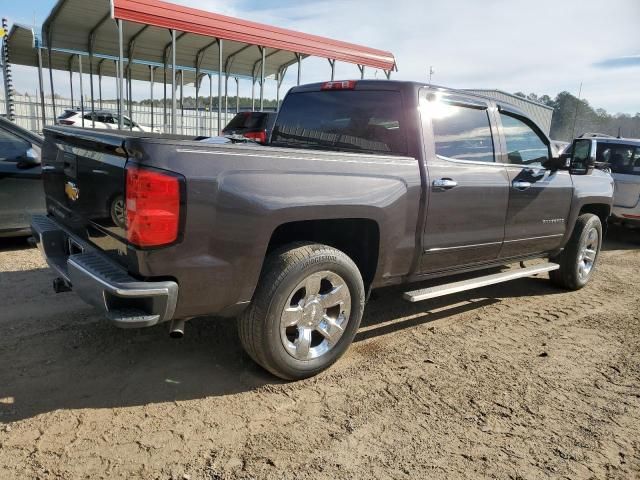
[578,227,598,280]
[280,270,351,361]
[111,197,126,228]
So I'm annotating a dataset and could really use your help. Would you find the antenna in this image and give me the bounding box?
[571,81,583,139]
[428,66,435,84]
[617,126,622,138]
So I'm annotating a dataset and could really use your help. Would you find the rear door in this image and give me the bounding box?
[0,123,44,232]
[497,108,573,258]
[419,90,509,273]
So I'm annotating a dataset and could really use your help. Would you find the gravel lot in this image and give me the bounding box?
[0,227,639,479]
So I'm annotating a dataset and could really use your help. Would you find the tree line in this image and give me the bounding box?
[514,91,640,141]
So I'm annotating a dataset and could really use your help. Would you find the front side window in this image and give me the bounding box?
[0,127,31,161]
[430,103,495,163]
[500,113,549,166]
[597,143,640,176]
[271,91,407,155]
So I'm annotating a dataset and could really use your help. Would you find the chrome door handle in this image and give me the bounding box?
[433,178,458,190]
[512,181,532,190]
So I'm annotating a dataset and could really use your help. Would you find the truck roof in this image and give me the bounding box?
[287,80,544,135]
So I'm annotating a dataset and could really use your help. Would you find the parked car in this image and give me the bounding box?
[222,111,277,143]
[32,80,613,380]
[565,135,640,227]
[56,109,159,133]
[0,117,45,237]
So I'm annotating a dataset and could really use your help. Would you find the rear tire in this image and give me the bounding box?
[238,243,365,380]
[550,213,602,290]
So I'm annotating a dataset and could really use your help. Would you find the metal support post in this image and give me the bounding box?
[150,66,155,131]
[117,19,124,129]
[47,47,56,119]
[36,46,47,127]
[68,57,75,109]
[296,53,302,86]
[235,77,239,113]
[217,39,223,135]
[328,59,335,81]
[259,47,265,111]
[171,29,177,134]
[208,73,213,136]
[179,70,184,134]
[78,55,85,127]
[224,74,229,128]
[89,49,95,128]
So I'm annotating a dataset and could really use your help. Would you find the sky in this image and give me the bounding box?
[3,0,640,114]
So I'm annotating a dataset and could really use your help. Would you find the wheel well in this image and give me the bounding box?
[579,204,610,230]
[266,219,380,290]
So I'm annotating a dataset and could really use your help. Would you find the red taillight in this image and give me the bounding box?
[321,80,356,91]
[125,165,181,247]
[623,213,640,219]
[244,130,267,144]
[59,120,74,125]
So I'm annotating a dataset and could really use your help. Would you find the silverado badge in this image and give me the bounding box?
[65,181,79,202]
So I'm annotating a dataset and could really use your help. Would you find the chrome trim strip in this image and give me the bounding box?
[424,241,502,253]
[503,233,563,243]
[176,148,417,166]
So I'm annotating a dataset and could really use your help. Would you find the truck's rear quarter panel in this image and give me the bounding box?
[126,139,422,318]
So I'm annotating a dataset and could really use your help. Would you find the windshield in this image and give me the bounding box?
[271,90,408,155]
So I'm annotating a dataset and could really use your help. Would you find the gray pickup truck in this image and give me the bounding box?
[32,80,614,379]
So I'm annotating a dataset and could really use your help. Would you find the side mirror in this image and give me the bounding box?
[16,148,41,170]
[541,156,568,171]
[569,138,596,175]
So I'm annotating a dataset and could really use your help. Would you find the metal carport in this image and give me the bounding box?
[4,0,397,134]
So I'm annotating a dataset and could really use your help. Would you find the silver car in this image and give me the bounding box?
[594,137,640,226]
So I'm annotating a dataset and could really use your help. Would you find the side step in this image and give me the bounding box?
[403,262,560,302]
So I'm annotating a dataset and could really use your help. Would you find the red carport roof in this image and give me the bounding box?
[112,0,397,71]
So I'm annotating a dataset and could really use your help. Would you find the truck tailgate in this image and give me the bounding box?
[41,127,130,259]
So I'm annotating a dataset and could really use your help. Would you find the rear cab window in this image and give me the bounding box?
[271,89,408,156]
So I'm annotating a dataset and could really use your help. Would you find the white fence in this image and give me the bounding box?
[1,93,236,136]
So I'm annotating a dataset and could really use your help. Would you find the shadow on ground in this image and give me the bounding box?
[0,222,637,422]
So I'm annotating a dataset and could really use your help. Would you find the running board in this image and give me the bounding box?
[403,263,560,302]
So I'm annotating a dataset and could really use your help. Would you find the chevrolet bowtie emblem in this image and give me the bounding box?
[65,181,79,202]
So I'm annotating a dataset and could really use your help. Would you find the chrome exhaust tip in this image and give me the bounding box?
[169,318,185,339]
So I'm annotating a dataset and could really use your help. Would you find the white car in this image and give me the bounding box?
[57,109,159,133]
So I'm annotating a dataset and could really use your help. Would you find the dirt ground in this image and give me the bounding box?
[0,227,639,480]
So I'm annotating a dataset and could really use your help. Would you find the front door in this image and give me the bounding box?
[419,91,509,273]
[0,126,43,232]
[497,109,573,258]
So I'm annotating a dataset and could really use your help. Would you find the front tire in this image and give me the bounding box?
[238,243,365,380]
[550,213,603,290]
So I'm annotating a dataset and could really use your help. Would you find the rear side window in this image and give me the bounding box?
[597,143,640,175]
[272,91,408,155]
[500,113,549,166]
[431,104,495,163]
